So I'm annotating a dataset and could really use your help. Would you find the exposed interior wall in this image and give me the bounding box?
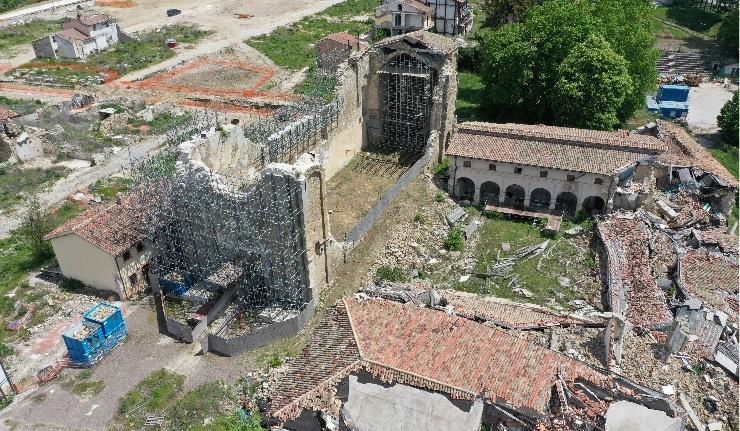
[51,234,118,294]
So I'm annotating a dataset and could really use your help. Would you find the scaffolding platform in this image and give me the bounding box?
[484,205,563,232]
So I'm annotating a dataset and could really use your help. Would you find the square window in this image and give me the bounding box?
[567,174,576,182]
[594,178,604,185]
[488,164,496,171]
[514,167,522,174]
[136,242,144,253]
[540,171,548,178]
[122,250,131,261]
[463,161,472,168]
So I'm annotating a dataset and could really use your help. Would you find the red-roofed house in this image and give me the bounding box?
[32,13,123,60]
[446,122,666,216]
[265,298,682,430]
[315,32,367,69]
[44,194,151,299]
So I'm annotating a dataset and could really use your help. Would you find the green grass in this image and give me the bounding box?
[622,106,660,130]
[0,165,69,211]
[85,25,211,75]
[0,201,84,345]
[167,381,233,431]
[655,6,723,36]
[90,177,133,201]
[116,369,185,430]
[444,212,598,309]
[0,19,62,57]
[457,72,486,122]
[0,96,43,116]
[246,0,376,70]
[709,146,739,179]
[72,380,105,397]
[128,111,193,135]
[374,266,409,283]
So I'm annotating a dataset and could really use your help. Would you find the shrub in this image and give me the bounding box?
[19,196,53,262]
[444,228,465,251]
[0,343,14,359]
[435,192,446,203]
[413,213,427,224]
[431,157,450,175]
[374,266,408,283]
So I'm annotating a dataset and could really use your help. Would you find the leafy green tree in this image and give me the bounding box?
[717,8,739,57]
[717,91,739,149]
[480,0,657,129]
[20,195,53,262]
[481,0,538,29]
[553,34,633,130]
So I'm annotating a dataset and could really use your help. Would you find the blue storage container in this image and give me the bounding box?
[160,272,194,296]
[63,321,104,355]
[83,303,124,337]
[658,101,689,118]
[657,84,690,103]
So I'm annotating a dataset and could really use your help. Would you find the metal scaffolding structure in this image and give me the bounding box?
[379,53,435,153]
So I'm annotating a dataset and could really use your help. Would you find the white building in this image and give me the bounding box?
[446,123,666,216]
[32,13,123,60]
[44,194,151,300]
[375,0,433,35]
[426,0,472,36]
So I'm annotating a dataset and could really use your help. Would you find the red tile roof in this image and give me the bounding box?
[320,31,360,46]
[598,216,673,327]
[44,194,147,256]
[268,298,611,423]
[679,250,738,311]
[657,120,738,187]
[77,13,112,26]
[55,28,93,42]
[447,122,666,175]
[0,107,20,122]
[442,290,598,329]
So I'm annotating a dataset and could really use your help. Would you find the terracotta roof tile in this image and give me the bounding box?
[679,250,738,311]
[77,13,111,26]
[268,298,612,423]
[447,123,666,175]
[320,31,360,46]
[44,193,147,256]
[55,28,93,42]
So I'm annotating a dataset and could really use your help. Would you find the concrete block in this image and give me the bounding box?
[463,220,479,239]
[656,200,678,221]
[605,400,683,431]
[446,207,465,226]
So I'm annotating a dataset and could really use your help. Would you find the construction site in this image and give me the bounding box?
[0,0,737,429]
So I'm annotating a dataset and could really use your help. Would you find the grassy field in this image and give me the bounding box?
[0,0,45,13]
[432,211,600,309]
[0,165,69,211]
[622,106,660,130]
[0,96,43,115]
[246,0,376,70]
[457,72,485,122]
[114,369,263,430]
[709,146,739,179]
[0,19,62,57]
[654,5,723,37]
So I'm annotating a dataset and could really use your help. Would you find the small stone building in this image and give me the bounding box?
[446,123,666,216]
[44,194,151,300]
[315,32,366,70]
[32,13,123,60]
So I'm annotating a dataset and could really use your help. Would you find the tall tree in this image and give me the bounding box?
[480,0,658,129]
[717,91,739,149]
[553,34,633,130]
[481,0,538,29]
[20,196,53,262]
[717,8,739,57]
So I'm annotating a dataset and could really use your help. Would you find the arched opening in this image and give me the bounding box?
[504,184,525,209]
[455,177,475,201]
[555,192,578,217]
[582,196,606,215]
[480,181,500,205]
[529,188,551,210]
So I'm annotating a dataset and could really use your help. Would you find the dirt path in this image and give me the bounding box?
[0,135,165,238]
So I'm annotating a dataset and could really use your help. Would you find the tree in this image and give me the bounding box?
[717,8,739,57]
[717,91,739,149]
[480,0,658,129]
[481,0,538,29]
[20,196,53,262]
[553,34,633,130]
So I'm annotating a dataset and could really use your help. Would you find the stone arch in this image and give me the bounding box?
[582,196,606,214]
[504,184,525,209]
[456,177,475,201]
[480,181,500,205]
[529,188,551,210]
[555,192,578,217]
